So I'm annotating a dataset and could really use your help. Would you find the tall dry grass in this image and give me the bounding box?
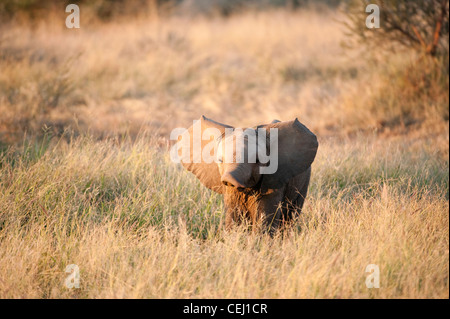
[0,133,448,298]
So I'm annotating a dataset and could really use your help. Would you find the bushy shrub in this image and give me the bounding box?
[345,0,449,57]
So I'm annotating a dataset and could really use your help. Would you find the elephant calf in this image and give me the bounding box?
[177,115,318,234]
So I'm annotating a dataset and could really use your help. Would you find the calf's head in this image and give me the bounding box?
[176,116,318,194]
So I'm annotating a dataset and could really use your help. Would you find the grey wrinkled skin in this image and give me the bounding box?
[179,115,318,235]
[223,167,311,234]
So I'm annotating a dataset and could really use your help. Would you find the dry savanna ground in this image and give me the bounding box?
[0,6,448,298]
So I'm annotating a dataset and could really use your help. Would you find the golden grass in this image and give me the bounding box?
[0,133,448,298]
[0,7,448,298]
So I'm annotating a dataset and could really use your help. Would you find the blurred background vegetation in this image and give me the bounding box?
[0,0,342,20]
[0,0,448,148]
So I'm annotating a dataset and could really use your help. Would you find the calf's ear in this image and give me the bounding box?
[259,118,318,194]
[179,115,233,194]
